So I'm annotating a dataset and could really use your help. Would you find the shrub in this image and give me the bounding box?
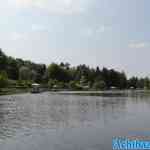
[69,81,83,90]
[93,80,106,90]
[48,79,57,89]
[0,71,8,90]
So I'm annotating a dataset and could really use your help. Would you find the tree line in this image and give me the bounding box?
[0,49,150,90]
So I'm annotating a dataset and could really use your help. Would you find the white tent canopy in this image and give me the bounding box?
[32,83,40,86]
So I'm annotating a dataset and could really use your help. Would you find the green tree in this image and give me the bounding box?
[69,81,82,90]
[93,80,106,90]
[0,49,7,71]
[144,77,150,89]
[80,75,87,86]
[19,66,31,81]
[48,79,57,89]
[128,77,138,89]
[0,71,8,90]
[6,57,19,80]
[30,70,38,82]
[137,78,145,89]
[118,72,127,89]
[48,63,71,82]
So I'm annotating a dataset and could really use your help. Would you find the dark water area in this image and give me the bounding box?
[0,91,150,150]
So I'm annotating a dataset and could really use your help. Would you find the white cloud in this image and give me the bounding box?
[31,24,46,31]
[8,0,91,15]
[96,25,111,33]
[128,41,149,49]
[82,28,94,37]
[82,25,111,37]
[10,32,24,40]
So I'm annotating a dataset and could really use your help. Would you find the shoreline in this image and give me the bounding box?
[0,88,149,96]
[49,89,150,96]
[0,88,30,96]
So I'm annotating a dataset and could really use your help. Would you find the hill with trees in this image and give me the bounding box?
[0,49,150,91]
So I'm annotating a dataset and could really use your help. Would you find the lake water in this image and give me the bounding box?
[0,91,150,150]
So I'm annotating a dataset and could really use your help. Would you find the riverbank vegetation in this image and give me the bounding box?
[0,49,150,92]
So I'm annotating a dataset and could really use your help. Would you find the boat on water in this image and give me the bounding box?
[31,83,40,93]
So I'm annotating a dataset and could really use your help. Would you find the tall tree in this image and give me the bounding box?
[0,49,7,71]
[19,66,31,81]
[0,71,8,90]
[48,63,71,82]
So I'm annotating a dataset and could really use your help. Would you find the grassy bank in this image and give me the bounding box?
[0,87,30,95]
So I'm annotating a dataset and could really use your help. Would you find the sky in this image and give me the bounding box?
[0,0,150,77]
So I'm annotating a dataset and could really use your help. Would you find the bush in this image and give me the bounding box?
[93,80,106,90]
[48,79,57,89]
[19,66,31,81]
[69,81,83,90]
[0,71,8,90]
[16,80,32,88]
[7,79,17,87]
[25,80,32,87]
[57,82,66,89]
[48,63,71,82]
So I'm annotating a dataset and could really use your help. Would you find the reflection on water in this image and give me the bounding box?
[0,93,127,138]
[0,91,150,149]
